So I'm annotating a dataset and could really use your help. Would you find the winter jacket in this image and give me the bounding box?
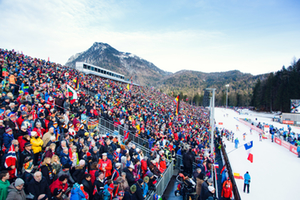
[49,178,68,195]
[72,166,86,184]
[98,158,112,177]
[30,136,43,154]
[123,167,136,186]
[6,183,26,200]
[244,173,251,184]
[196,177,204,197]
[60,152,72,167]
[27,177,51,200]
[132,183,144,200]
[70,183,86,200]
[40,164,53,186]
[3,133,14,150]
[142,182,148,197]
[221,186,233,198]
[82,179,93,200]
[199,181,210,200]
[42,131,54,148]
[0,179,10,200]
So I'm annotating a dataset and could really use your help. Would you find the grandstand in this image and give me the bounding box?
[0,48,236,200]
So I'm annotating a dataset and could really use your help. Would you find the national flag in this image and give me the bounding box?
[2,68,8,77]
[67,85,78,104]
[126,84,130,90]
[214,163,219,169]
[75,76,80,90]
[220,165,226,174]
[93,185,98,195]
[233,173,244,180]
[247,153,253,163]
[124,131,129,140]
[244,141,253,150]
[175,94,180,116]
[5,144,17,178]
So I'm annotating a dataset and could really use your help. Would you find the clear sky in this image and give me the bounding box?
[0,0,299,75]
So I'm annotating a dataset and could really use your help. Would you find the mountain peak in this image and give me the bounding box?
[65,42,170,85]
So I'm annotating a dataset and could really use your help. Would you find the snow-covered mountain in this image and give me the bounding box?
[65,42,171,85]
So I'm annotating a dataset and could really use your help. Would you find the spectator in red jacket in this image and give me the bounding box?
[49,174,68,195]
[221,183,233,200]
[98,153,112,178]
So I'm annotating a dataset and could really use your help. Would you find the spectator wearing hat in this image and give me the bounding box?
[5,113,18,136]
[15,124,28,142]
[20,142,33,170]
[112,162,122,181]
[221,182,233,200]
[6,178,26,200]
[145,171,156,191]
[91,146,100,162]
[30,131,43,166]
[142,176,149,198]
[19,157,34,194]
[27,171,51,200]
[0,171,10,200]
[98,152,112,178]
[0,119,5,150]
[206,186,217,200]
[133,179,144,200]
[123,164,135,187]
[72,159,86,184]
[3,127,14,151]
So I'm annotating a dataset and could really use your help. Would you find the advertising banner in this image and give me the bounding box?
[274,137,282,145]
[281,140,290,149]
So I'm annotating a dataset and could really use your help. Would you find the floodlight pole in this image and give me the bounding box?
[206,88,216,176]
[225,84,229,109]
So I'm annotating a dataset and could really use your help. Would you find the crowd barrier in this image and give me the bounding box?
[221,143,241,200]
[96,117,175,198]
[274,137,298,155]
[237,118,299,156]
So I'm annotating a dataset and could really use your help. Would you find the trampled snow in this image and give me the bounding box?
[214,108,300,200]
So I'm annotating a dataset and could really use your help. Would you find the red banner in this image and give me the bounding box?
[274,137,282,145]
[290,145,298,155]
[281,140,290,149]
[282,120,294,125]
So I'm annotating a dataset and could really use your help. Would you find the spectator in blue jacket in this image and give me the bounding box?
[3,127,14,151]
[297,144,300,158]
[142,176,149,198]
[60,147,72,167]
[244,171,251,193]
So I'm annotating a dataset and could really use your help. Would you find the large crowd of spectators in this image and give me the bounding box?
[0,49,218,200]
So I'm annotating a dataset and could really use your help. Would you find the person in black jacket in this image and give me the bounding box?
[40,157,54,185]
[200,177,213,200]
[72,160,86,184]
[82,174,93,200]
[123,164,135,186]
[20,142,34,168]
[182,148,195,177]
[27,171,51,200]
[133,179,144,200]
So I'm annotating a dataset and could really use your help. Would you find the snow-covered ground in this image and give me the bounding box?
[214,108,300,200]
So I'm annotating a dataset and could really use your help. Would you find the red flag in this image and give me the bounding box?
[247,153,253,163]
[93,185,98,195]
[5,144,17,179]
[124,131,129,140]
[220,165,226,174]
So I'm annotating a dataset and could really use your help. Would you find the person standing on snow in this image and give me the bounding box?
[243,171,251,193]
[234,137,239,149]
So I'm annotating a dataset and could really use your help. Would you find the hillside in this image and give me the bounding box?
[65,42,170,85]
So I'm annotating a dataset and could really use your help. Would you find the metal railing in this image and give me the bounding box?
[146,161,174,200]
[220,143,241,200]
